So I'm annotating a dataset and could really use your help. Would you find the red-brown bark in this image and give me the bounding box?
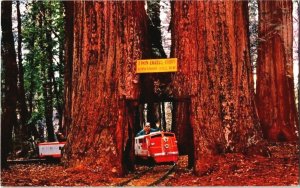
[298,2,300,124]
[63,1,148,176]
[257,0,298,141]
[62,1,74,136]
[172,100,194,168]
[171,1,262,174]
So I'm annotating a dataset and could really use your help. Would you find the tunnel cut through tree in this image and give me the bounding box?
[170,1,263,174]
[63,1,148,176]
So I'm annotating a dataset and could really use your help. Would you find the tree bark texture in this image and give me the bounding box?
[1,1,19,168]
[172,100,194,168]
[298,2,300,125]
[257,0,298,141]
[16,1,29,137]
[63,1,148,176]
[62,1,74,136]
[38,3,55,142]
[27,10,37,117]
[171,1,262,174]
[45,15,55,142]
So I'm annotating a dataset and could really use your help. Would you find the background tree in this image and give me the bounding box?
[16,0,29,142]
[62,1,74,136]
[63,1,148,176]
[170,1,263,174]
[50,2,65,129]
[22,1,65,142]
[256,0,298,141]
[23,1,38,119]
[35,1,54,142]
[1,1,19,168]
[147,0,167,58]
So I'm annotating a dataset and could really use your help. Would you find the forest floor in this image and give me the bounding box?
[1,141,299,186]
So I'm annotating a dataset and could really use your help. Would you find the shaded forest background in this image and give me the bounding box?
[1,0,299,177]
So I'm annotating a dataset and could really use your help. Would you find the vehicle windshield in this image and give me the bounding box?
[164,133,174,137]
[151,134,162,138]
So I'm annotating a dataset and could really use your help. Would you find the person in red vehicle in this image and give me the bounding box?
[136,122,159,136]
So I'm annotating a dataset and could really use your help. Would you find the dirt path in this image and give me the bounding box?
[1,142,298,186]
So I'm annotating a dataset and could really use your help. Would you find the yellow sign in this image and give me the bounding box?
[136,58,177,73]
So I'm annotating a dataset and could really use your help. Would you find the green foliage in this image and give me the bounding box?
[27,111,44,126]
[147,0,167,58]
[22,1,65,126]
[248,0,258,69]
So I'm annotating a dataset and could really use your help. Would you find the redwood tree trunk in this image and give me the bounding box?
[256,0,298,141]
[62,1,74,136]
[39,3,54,142]
[1,1,19,168]
[172,100,194,168]
[16,0,29,138]
[57,21,64,131]
[45,6,61,139]
[27,12,37,117]
[298,2,300,122]
[171,1,262,174]
[45,25,55,142]
[63,1,148,176]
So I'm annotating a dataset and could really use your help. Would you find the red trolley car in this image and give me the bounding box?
[135,131,178,163]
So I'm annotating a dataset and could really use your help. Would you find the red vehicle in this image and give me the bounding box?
[135,131,178,163]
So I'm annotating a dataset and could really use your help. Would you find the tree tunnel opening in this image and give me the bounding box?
[122,98,195,171]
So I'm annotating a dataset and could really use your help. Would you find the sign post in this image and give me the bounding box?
[136,58,177,73]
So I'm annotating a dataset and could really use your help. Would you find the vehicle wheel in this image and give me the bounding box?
[45,157,61,163]
[135,156,143,165]
[146,157,155,167]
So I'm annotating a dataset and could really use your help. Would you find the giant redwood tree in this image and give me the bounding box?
[63,1,148,176]
[170,1,263,174]
[256,0,298,141]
